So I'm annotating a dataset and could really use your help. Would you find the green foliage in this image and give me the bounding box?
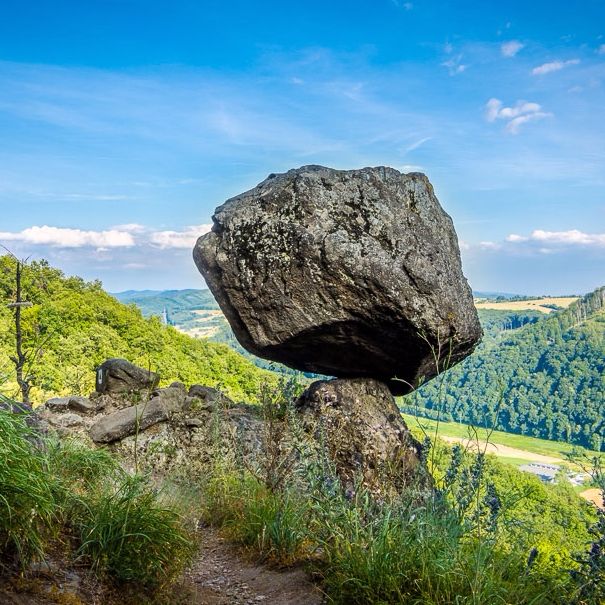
[0,409,195,592]
[0,256,276,403]
[408,287,605,450]
[198,397,598,605]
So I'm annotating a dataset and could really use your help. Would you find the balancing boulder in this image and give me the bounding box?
[194,165,481,395]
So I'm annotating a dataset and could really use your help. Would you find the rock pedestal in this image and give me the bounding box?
[295,377,424,495]
[194,165,481,395]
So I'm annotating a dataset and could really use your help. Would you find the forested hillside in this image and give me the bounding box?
[0,257,275,404]
[406,287,605,450]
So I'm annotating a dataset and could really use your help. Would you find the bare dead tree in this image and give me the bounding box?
[2,247,33,403]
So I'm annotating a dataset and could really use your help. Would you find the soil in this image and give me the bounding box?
[579,488,604,509]
[0,528,325,605]
[180,527,324,605]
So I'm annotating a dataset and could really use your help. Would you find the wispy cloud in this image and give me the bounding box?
[501,40,524,57]
[485,98,552,133]
[441,54,467,75]
[531,59,580,76]
[405,136,432,152]
[597,44,605,55]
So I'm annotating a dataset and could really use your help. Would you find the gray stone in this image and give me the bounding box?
[89,386,188,443]
[188,385,233,408]
[49,413,84,428]
[45,397,70,411]
[194,165,481,395]
[295,378,423,494]
[95,358,159,394]
[68,396,96,414]
[184,417,204,428]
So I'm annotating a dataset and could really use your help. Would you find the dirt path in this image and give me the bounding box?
[0,527,324,605]
[440,435,564,464]
[181,527,325,605]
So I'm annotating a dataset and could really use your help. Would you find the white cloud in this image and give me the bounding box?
[507,229,605,248]
[501,40,524,57]
[149,224,212,249]
[441,55,467,76]
[0,225,135,248]
[111,223,146,233]
[505,234,527,242]
[400,164,424,172]
[597,44,605,55]
[484,98,552,133]
[505,112,551,134]
[531,59,580,76]
[0,223,213,250]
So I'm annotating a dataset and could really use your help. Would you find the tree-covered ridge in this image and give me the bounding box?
[0,256,275,403]
[406,287,605,451]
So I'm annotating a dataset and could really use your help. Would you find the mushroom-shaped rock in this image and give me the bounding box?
[194,165,481,395]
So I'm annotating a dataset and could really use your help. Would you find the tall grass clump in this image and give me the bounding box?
[203,468,310,565]
[75,474,196,589]
[0,406,196,593]
[0,410,56,568]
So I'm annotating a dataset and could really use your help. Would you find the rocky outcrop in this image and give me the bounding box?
[194,165,481,395]
[95,358,159,394]
[36,364,263,476]
[89,384,193,443]
[296,378,423,494]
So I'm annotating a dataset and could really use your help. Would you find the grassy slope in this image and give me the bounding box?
[402,413,602,464]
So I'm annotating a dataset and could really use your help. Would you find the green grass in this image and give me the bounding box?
[0,408,195,592]
[401,413,602,462]
[75,474,196,589]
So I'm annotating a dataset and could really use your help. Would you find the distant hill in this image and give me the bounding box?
[113,288,222,337]
[0,258,275,403]
[405,286,605,451]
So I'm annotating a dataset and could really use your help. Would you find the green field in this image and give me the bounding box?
[401,413,602,464]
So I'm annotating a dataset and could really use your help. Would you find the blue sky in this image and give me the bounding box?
[0,0,604,294]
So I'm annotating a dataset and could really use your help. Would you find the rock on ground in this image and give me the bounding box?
[95,358,159,394]
[194,165,481,395]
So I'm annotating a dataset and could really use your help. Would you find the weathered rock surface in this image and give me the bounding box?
[67,396,96,414]
[194,165,481,395]
[296,378,423,494]
[89,385,189,443]
[189,384,234,410]
[95,358,159,394]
